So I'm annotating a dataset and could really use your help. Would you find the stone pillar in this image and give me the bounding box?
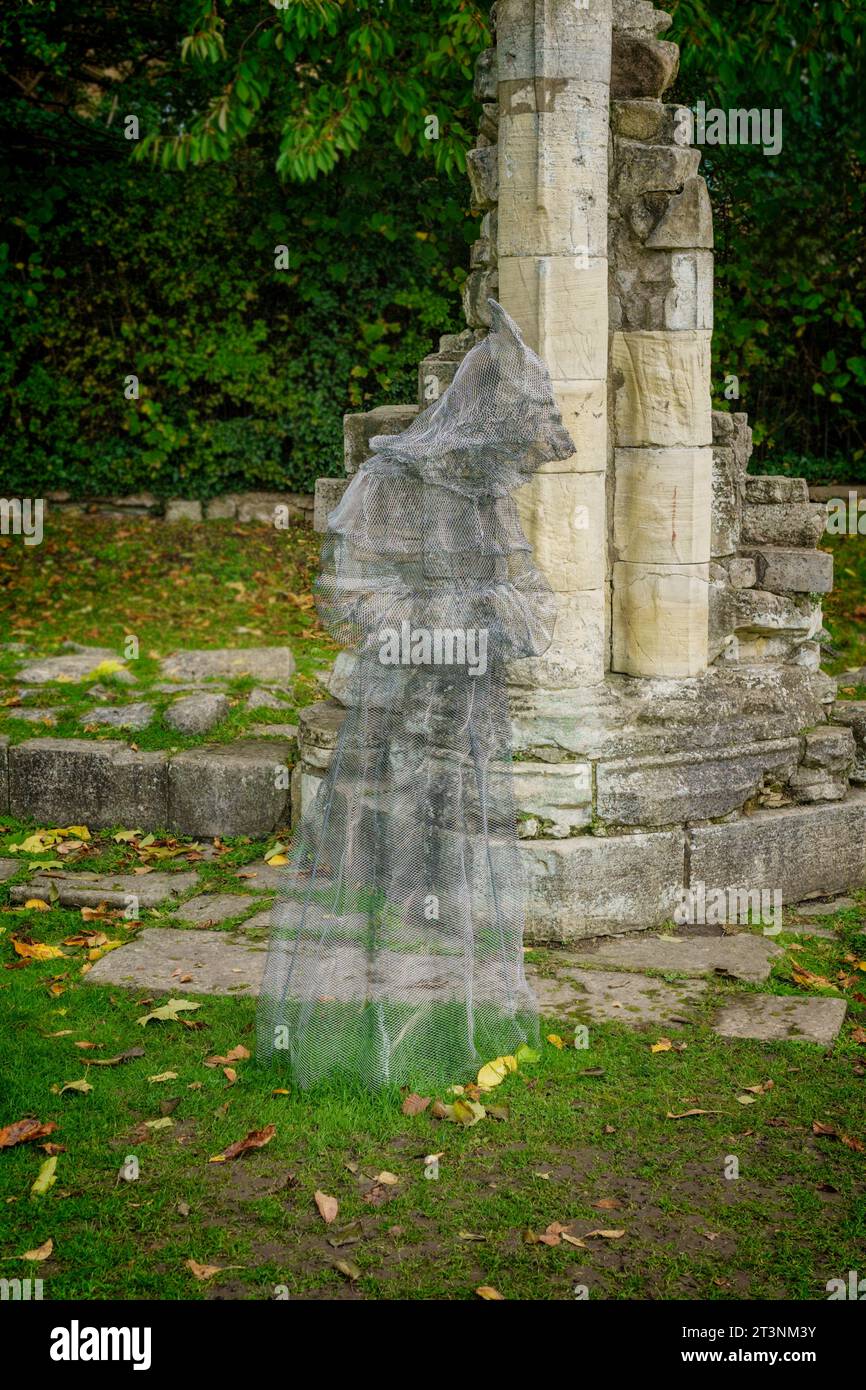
[608,0,713,677]
[496,0,612,688]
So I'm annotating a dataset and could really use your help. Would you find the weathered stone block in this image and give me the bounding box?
[711,445,744,557]
[732,589,821,638]
[473,46,497,102]
[611,34,679,98]
[10,870,197,909]
[165,692,230,735]
[499,108,608,257]
[510,589,607,689]
[831,703,866,782]
[513,759,592,837]
[741,547,833,595]
[688,793,866,903]
[343,404,419,475]
[298,700,346,764]
[168,740,293,838]
[645,177,713,249]
[745,476,809,505]
[543,380,607,473]
[497,0,612,84]
[612,330,712,447]
[612,561,709,677]
[597,739,800,827]
[613,447,712,564]
[801,725,855,773]
[499,257,608,380]
[615,140,700,199]
[466,144,498,209]
[611,98,665,141]
[0,736,8,814]
[165,499,202,523]
[314,477,349,533]
[523,828,685,941]
[786,765,847,804]
[742,502,827,549]
[516,470,606,590]
[9,739,168,830]
[566,931,782,983]
[235,492,312,526]
[664,250,713,330]
[204,495,238,520]
[462,267,499,328]
[727,557,757,588]
[418,355,462,408]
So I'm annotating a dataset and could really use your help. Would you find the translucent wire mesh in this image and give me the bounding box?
[256,300,575,1089]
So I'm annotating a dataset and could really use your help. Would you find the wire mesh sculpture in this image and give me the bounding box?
[257,300,575,1088]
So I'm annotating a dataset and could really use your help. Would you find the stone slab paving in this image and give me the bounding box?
[83,926,705,1031]
[84,927,265,995]
[170,893,259,926]
[238,910,273,932]
[234,862,286,891]
[563,930,783,983]
[530,964,706,1029]
[16,645,133,684]
[712,994,847,1047]
[164,693,230,734]
[75,910,848,1047]
[161,647,295,684]
[795,897,856,917]
[11,708,60,723]
[779,922,836,939]
[79,702,155,731]
[9,870,198,909]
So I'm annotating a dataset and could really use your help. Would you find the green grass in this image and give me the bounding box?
[824,531,866,684]
[0,512,335,748]
[2,831,864,1301]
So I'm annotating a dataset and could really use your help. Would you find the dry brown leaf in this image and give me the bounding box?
[186,1259,224,1281]
[204,1045,251,1068]
[0,1118,58,1149]
[208,1124,275,1163]
[401,1093,431,1116]
[315,1190,339,1224]
[21,1238,53,1261]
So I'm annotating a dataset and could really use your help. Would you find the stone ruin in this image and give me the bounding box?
[306,0,866,940]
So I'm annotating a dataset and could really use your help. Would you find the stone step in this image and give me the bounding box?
[561,930,784,983]
[9,870,199,909]
[3,736,294,838]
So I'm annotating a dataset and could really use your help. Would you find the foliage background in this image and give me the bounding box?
[0,0,863,500]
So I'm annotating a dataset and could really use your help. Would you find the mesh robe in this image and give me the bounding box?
[257,300,575,1088]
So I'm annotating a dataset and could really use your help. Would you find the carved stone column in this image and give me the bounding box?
[497,0,612,689]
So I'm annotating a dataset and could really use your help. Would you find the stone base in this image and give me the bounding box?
[291,679,866,942]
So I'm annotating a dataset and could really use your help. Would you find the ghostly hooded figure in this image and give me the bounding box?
[257,300,575,1088]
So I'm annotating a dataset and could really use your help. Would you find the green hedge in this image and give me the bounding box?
[1,0,863,497]
[0,151,473,498]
